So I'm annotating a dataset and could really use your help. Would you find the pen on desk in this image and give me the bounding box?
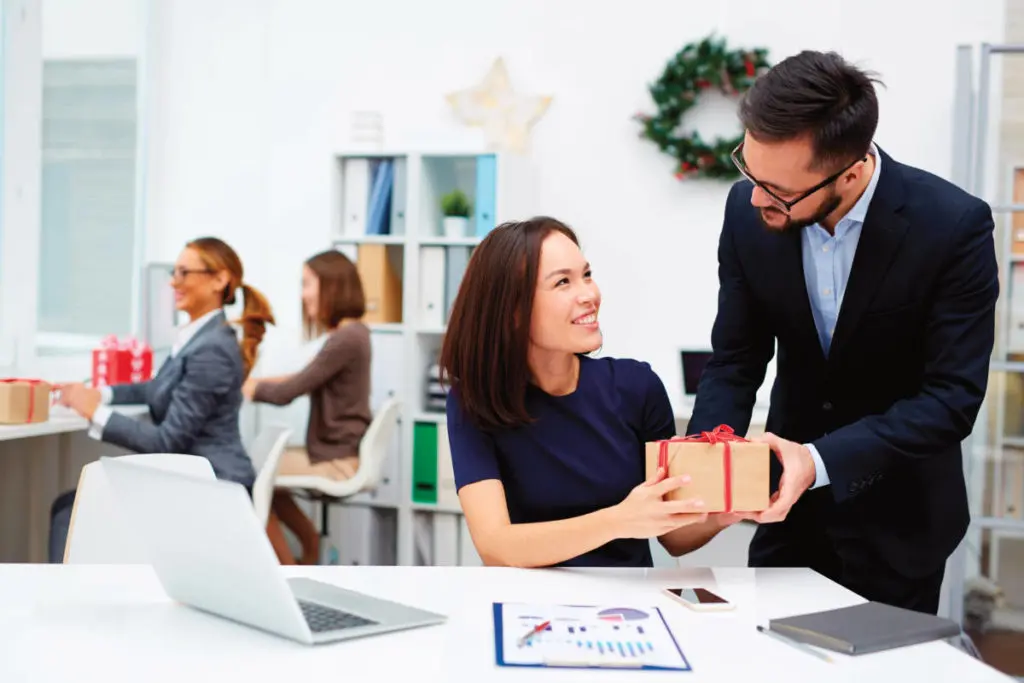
[757,625,833,663]
[518,620,550,648]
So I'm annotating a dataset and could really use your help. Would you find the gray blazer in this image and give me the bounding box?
[101,311,255,487]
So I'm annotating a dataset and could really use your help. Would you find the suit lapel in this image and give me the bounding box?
[774,228,827,366]
[829,151,909,358]
[176,310,226,358]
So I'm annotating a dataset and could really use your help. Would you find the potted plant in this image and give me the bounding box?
[440,189,472,238]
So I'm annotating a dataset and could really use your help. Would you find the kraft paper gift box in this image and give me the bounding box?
[92,335,153,387]
[644,425,771,512]
[0,379,51,424]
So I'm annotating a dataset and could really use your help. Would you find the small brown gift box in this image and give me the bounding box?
[644,425,771,512]
[0,379,51,424]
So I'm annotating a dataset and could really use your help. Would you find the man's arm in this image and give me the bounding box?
[688,185,775,436]
[812,202,998,503]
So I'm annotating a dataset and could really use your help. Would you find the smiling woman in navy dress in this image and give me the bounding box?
[439,217,742,568]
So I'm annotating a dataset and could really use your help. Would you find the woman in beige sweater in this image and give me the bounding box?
[243,250,372,564]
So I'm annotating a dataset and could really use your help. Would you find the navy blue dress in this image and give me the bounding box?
[445,355,676,567]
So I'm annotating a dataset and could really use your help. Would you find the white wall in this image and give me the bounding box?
[42,0,140,58]
[140,0,1005,413]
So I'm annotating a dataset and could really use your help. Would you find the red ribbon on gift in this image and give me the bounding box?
[100,335,151,355]
[0,378,47,423]
[657,424,749,512]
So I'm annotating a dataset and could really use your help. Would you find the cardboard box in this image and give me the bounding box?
[645,430,771,512]
[0,379,51,424]
[92,336,153,387]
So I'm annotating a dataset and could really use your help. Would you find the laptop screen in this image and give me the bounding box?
[680,350,712,395]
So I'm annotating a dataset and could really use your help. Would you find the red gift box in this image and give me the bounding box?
[92,335,153,387]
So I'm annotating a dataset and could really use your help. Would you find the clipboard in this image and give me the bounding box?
[493,602,691,671]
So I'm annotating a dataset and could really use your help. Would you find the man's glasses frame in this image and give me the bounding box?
[730,141,868,213]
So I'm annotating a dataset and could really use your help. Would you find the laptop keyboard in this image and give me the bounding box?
[298,600,378,633]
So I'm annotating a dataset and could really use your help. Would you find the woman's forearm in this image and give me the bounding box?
[477,507,622,568]
[658,517,730,557]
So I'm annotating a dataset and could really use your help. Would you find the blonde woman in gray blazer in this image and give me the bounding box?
[57,237,275,489]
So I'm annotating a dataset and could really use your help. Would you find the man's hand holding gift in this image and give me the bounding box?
[746,432,818,524]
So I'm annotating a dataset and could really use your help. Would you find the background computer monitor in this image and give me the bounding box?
[680,350,713,396]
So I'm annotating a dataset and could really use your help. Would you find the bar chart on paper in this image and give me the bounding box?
[493,602,690,671]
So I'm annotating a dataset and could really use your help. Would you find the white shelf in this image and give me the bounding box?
[331,148,537,567]
[418,236,480,247]
[332,234,405,246]
[411,501,462,515]
[367,323,406,335]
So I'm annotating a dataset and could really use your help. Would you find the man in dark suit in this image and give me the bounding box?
[688,50,999,614]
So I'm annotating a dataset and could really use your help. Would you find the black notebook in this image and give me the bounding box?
[768,601,962,655]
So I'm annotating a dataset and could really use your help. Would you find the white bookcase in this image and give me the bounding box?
[329,148,538,566]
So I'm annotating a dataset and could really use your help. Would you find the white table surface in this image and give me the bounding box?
[0,404,149,442]
[0,564,1011,682]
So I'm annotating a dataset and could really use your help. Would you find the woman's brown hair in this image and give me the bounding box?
[187,237,275,379]
[439,217,579,432]
[303,250,366,338]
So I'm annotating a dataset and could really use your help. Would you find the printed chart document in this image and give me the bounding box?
[493,602,690,671]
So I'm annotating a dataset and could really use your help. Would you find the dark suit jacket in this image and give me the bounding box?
[688,148,998,578]
[101,311,256,487]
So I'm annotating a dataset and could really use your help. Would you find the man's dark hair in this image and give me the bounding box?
[738,50,882,172]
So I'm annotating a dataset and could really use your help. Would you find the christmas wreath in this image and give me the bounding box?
[634,36,771,181]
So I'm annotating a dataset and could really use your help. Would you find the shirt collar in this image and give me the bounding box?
[173,308,221,356]
[841,142,881,226]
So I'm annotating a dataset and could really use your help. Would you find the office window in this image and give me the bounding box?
[38,58,138,339]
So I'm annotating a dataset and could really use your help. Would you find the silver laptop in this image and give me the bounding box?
[100,456,446,645]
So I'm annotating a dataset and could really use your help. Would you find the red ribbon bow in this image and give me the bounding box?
[100,335,150,354]
[657,425,748,512]
[0,378,47,423]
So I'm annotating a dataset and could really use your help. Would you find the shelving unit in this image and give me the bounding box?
[947,43,1024,626]
[329,148,538,566]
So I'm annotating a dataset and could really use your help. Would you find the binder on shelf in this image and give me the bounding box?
[412,421,439,504]
[418,247,446,329]
[424,362,447,412]
[444,246,471,321]
[1011,264,1024,353]
[358,244,403,324]
[365,159,394,236]
[474,154,497,237]
[437,426,458,509]
[391,157,407,235]
[342,158,371,236]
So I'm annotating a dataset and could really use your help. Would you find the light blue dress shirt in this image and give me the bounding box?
[802,145,881,489]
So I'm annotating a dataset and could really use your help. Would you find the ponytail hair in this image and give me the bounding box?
[238,282,275,379]
[185,236,276,379]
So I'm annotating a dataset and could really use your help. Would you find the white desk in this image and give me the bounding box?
[0,564,1010,682]
[0,405,149,562]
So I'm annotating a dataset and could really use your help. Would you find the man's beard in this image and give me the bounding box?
[757,191,842,233]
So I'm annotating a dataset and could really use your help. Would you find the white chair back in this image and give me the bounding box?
[249,424,293,525]
[357,397,402,491]
[273,397,401,499]
[64,453,216,564]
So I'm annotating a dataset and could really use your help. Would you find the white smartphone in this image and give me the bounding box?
[663,587,735,611]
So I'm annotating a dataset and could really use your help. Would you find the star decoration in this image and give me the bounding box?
[445,58,552,154]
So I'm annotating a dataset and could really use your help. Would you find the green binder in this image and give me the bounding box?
[412,421,439,504]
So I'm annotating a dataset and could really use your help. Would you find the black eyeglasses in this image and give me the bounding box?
[730,141,867,213]
[169,266,215,280]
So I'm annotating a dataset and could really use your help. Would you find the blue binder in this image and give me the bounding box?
[474,154,497,237]
[492,602,691,672]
